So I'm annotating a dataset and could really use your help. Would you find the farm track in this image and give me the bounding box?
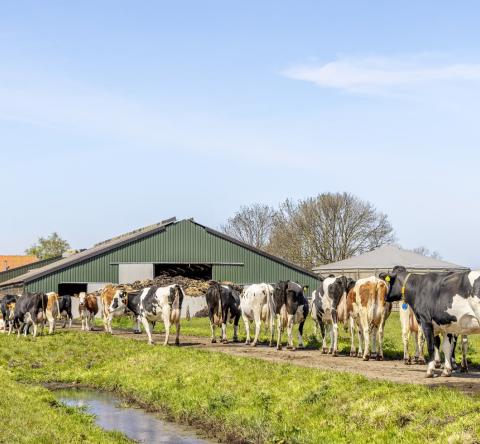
[80,325,480,394]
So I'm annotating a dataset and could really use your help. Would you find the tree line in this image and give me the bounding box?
[221,192,440,269]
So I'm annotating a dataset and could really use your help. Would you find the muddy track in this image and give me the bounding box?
[81,326,480,395]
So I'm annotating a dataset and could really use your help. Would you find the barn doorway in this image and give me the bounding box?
[154,264,212,280]
[58,283,87,296]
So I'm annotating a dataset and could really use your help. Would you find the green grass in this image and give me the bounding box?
[110,312,480,365]
[1,331,480,443]
[0,365,131,443]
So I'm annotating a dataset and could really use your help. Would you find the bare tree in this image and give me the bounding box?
[266,193,395,268]
[411,246,442,260]
[220,204,275,249]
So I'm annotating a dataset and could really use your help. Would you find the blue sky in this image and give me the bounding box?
[1,1,479,267]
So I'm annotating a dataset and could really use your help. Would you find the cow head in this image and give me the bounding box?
[379,265,408,302]
[109,290,128,313]
[78,292,87,306]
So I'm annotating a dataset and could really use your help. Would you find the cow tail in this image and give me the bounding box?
[216,284,223,322]
[56,295,60,319]
[371,282,379,325]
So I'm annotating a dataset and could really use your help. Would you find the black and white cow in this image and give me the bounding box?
[205,282,241,343]
[0,294,17,333]
[108,290,144,333]
[270,281,309,350]
[57,295,73,328]
[11,292,48,338]
[311,275,356,356]
[240,283,274,346]
[138,285,184,345]
[379,266,478,377]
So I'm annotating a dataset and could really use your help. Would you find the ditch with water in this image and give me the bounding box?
[55,388,214,443]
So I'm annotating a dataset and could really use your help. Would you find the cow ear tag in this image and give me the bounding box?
[401,303,408,310]
[385,276,391,282]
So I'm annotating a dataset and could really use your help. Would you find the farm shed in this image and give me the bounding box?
[0,255,61,285]
[0,218,318,296]
[313,244,469,280]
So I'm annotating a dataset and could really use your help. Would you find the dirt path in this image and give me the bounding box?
[84,326,480,395]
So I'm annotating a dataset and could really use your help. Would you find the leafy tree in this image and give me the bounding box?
[26,232,70,259]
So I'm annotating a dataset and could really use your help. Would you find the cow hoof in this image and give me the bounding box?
[286,346,296,351]
[435,361,441,369]
[277,345,282,351]
[322,348,328,354]
[245,340,250,345]
[332,351,338,357]
[425,372,434,379]
[211,338,217,344]
[148,342,154,346]
[175,339,180,346]
[376,355,383,361]
[268,342,274,347]
[222,339,228,344]
[133,330,141,335]
[404,359,411,366]
[350,351,357,357]
[363,356,370,361]
[233,337,239,343]
[298,344,305,350]
[251,342,257,347]
[441,370,452,377]
[461,366,469,374]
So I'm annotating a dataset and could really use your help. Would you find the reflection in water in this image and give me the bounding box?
[56,389,212,444]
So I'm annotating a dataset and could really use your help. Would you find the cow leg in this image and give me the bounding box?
[243,314,251,345]
[252,313,262,347]
[320,320,328,354]
[357,325,364,358]
[209,315,217,343]
[349,317,357,357]
[134,317,141,334]
[370,325,377,360]
[451,335,458,371]
[416,328,426,364]
[46,310,55,335]
[297,320,305,349]
[442,334,454,377]
[332,310,339,356]
[268,312,275,347]
[232,314,240,343]
[163,311,171,346]
[276,314,283,350]
[434,335,441,368]
[460,335,469,373]
[328,323,334,354]
[68,314,72,328]
[400,309,411,364]
[141,317,153,345]
[376,322,386,361]
[286,314,295,350]
[422,322,437,378]
[362,325,370,361]
[174,318,180,346]
[221,309,228,344]
[32,322,38,338]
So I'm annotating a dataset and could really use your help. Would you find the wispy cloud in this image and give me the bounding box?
[283,54,480,94]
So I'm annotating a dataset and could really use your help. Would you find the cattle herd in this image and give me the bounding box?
[2,265,480,379]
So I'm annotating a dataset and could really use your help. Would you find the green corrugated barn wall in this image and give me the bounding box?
[25,220,319,293]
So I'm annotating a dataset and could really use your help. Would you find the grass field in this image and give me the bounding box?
[1,330,480,443]
[110,312,480,366]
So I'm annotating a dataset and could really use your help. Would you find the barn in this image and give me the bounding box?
[313,244,468,279]
[0,218,318,296]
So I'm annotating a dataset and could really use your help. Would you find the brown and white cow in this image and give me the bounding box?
[44,292,60,334]
[399,303,425,364]
[78,292,98,331]
[350,277,392,361]
[100,285,126,334]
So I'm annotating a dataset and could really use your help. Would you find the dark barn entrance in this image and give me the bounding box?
[154,264,212,280]
[58,283,87,296]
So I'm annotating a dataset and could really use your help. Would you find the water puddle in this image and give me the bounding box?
[56,388,213,443]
